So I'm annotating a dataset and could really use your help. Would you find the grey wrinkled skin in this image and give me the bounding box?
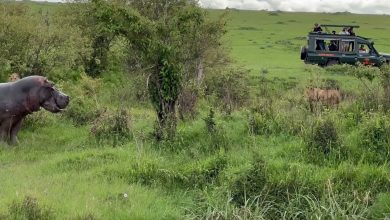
[0,75,70,145]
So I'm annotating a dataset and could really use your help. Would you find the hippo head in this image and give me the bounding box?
[39,79,70,113]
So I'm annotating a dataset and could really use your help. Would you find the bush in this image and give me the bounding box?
[230,156,268,205]
[369,193,390,219]
[325,63,353,75]
[23,111,56,131]
[62,74,103,125]
[359,113,390,162]
[306,118,341,156]
[0,4,87,78]
[64,97,103,126]
[205,67,250,114]
[247,99,282,136]
[178,82,199,120]
[204,108,216,133]
[331,163,390,195]
[322,78,340,90]
[103,153,227,189]
[380,64,390,111]
[248,112,275,136]
[202,108,229,151]
[8,196,55,220]
[281,181,370,219]
[357,86,382,112]
[90,108,132,147]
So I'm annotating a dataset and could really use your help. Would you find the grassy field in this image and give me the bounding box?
[0,2,390,219]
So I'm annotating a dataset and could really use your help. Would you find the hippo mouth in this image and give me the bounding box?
[42,94,69,113]
[41,100,64,113]
[54,100,65,112]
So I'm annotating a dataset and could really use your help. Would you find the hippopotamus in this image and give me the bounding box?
[0,75,70,145]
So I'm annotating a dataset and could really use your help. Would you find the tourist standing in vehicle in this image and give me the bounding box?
[313,23,323,32]
[348,27,355,36]
[339,27,349,35]
[313,23,325,50]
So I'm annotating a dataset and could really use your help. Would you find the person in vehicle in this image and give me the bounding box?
[359,45,367,53]
[329,40,338,51]
[348,27,355,36]
[316,40,325,50]
[339,27,349,35]
[313,23,325,50]
[313,23,323,32]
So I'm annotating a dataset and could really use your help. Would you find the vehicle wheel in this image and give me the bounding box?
[326,59,339,66]
[300,46,307,60]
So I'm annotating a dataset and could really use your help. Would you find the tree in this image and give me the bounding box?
[0,2,84,80]
[65,0,226,140]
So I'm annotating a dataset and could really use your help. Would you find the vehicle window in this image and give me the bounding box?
[315,39,339,52]
[340,40,355,52]
[358,43,370,54]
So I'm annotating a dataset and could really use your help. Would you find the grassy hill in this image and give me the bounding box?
[0,3,390,219]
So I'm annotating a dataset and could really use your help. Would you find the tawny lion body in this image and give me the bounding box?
[305,87,341,112]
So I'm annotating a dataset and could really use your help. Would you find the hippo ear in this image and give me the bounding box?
[43,78,54,87]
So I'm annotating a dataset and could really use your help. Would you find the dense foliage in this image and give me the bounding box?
[0,2,390,219]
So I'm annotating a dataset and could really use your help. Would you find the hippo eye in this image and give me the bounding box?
[45,86,55,95]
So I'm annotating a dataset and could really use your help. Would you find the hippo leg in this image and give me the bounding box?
[0,125,6,144]
[0,118,11,144]
[9,118,23,145]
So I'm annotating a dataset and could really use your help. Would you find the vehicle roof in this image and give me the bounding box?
[308,32,371,41]
[320,24,360,28]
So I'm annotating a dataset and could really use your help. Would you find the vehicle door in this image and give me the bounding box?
[357,42,380,66]
[338,39,356,64]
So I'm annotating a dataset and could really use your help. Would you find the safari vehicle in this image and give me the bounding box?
[300,24,390,66]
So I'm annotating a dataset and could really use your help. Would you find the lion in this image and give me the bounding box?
[8,73,20,82]
[305,87,341,112]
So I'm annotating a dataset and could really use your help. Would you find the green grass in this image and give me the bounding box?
[1,4,390,219]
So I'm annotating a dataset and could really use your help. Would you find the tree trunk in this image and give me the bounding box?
[196,57,204,87]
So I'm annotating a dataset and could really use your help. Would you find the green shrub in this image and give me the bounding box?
[105,153,227,189]
[204,108,216,133]
[380,64,390,111]
[359,113,390,162]
[278,113,308,136]
[90,108,132,147]
[281,181,370,219]
[64,97,102,126]
[185,191,275,220]
[357,86,382,112]
[325,63,353,75]
[247,99,283,136]
[178,82,199,120]
[331,163,390,195]
[180,153,227,188]
[205,67,250,114]
[8,196,55,220]
[23,111,56,131]
[323,78,341,90]
[369,193,390,219]
[62,74,103,125]
[306,118,341,155]
[230,156,268,205]
[201,109,229,152]
[248,112,275,136]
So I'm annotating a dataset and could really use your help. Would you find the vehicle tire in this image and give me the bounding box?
[300,46,308,60]
[326,59,339,66]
